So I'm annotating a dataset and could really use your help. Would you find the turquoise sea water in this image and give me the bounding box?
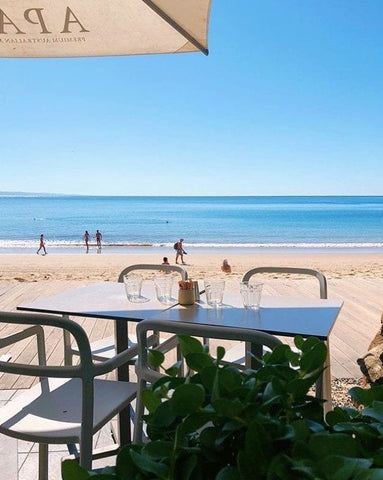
[0,195,382,254]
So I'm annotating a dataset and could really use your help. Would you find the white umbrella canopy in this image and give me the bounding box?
[0,0,211,57]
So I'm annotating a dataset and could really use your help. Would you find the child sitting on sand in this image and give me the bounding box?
[221,259,231,274]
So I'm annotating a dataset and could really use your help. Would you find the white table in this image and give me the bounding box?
[18,283,343,433]
[151,292,343,405]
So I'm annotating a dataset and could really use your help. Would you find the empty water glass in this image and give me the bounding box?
[123,273,143,302]
[204,279,225,307]
[154,275,174,304]
[240,281,263,309]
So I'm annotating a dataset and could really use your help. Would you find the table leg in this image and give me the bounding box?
[322,340,332,414]
[115,319,131,445]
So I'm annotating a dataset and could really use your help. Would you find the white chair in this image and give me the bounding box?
[242,266,327,299]
[0,311,137,480]
[224,267,328,368]
[69,264,188,364]
[133,319,282,443]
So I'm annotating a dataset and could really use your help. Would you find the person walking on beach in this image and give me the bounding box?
[83,230,90,253]
[95,229,102,252]
[36,234,47,255]
[174,238,187,265]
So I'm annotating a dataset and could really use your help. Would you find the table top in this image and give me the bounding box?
[17,282,176,321]
[18,282,343,340]
[151,292,343,340]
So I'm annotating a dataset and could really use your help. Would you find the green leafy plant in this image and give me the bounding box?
[62,335,383,479]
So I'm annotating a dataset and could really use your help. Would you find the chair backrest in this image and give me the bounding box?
[0,310,133,378]
[133,318,282,442]
[118,264,188,282]
[242,267,327,299]
[0,311,93,378]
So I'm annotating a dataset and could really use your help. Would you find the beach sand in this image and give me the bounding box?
[1,252,382,283]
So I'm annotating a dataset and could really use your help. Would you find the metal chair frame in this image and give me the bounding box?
[0,311,137,480]
[133,319,282,443]
[242,266,327,299]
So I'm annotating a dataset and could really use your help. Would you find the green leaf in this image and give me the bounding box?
[180,411,212,434]
[171,383,205,415]
[349,386,372,406]
[362,401,383,422]
[218,367,243,392]
[333,422,380,440]
[199,365,219,391]
[355,470,383,479]
[165,365,182,377]
[264,343,292,365]
[350,386,383,407]
[308,432,360,459]
[290,419,311,442]
[148,400,177,428]
[300,341,327,373]
[142,389,162,412]
[216,466,240,479]
[326,406,353,426]
[237,419,274,477]
[320,456,373,480]
[266,454,296,480]
[294,335,305,350]
[130,449,170,479]
[178,454,199,480]
[148,348,165,368]
[213,398,243,418]
[287,374,320,397]
[216,345,226,363]
[142,440,174,460]
[87,474,116,479]
[299,336,322,353]
[178,335,204,355]
[61,460,90,480]
[185,352,214,372]
[115,444,144,479]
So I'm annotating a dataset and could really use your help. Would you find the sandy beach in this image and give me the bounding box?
[1,252,382,283]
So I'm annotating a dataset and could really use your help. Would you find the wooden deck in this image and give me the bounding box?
[0,277,382,479]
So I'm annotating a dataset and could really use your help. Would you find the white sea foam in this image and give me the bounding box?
[0,240,382,250]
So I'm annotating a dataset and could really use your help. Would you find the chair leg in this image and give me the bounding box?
[79,435,93,471]
[38,443,49,480]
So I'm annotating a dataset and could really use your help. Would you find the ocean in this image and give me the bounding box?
[0,195,382,254]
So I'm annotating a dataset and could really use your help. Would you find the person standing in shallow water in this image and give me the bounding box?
[95,230,102,252]
[83,230,90,253]
[36,234,47,255]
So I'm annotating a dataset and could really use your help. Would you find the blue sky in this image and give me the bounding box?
[1,1,382,196]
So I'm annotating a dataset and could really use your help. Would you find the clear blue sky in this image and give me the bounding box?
[1,1,382,196]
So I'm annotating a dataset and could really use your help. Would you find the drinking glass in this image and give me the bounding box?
[204,279,225,307]
[154,275,174,304]
[123,273,143,302]
[240,281,263,309]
